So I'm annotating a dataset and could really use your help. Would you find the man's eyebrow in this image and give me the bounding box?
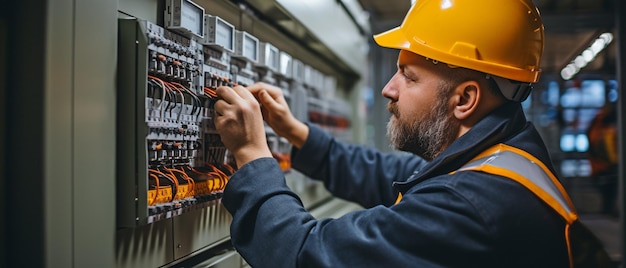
[398,64,407,72]
[401,65,416,76]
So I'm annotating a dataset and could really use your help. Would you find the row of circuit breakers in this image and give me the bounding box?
[116,0,351,227]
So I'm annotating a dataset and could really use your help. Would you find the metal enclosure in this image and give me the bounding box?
[114,0,369,267]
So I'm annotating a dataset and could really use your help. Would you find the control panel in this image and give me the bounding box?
[118,18,234,227]
[117,0,351,236]
[115,1,359,267]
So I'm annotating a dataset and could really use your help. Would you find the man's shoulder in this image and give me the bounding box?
[408,170,562,225]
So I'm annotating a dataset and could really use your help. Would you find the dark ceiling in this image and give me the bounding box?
[357,0,617,79]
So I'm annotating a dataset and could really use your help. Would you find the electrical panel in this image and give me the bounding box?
[116,0,351,256]
[115,0,360,266]
[117,18,234,228]
[116,16,337,227]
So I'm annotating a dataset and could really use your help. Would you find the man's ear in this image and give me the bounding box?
[452,81,480,121]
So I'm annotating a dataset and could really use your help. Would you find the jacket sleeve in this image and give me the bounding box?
[291,124,428,207]
[222,159,498,268]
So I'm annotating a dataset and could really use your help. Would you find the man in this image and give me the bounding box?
[214,0,572,267]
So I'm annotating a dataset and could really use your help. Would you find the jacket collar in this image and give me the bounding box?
[393,102,527,192]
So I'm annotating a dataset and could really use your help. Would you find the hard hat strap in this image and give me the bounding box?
[488,75,533,102]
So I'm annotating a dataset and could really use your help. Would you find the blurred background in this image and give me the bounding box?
[2,0,624,267]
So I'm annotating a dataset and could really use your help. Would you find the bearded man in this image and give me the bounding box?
[212,0,579,267]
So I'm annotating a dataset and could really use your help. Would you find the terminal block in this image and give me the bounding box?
[117,19,234,227]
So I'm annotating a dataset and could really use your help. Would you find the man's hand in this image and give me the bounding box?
[248,83,309,148]
[214,85,272,168]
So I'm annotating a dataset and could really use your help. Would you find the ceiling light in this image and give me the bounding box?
[582,49,594,62]
[560,32,613,80]
[574,56,587,68]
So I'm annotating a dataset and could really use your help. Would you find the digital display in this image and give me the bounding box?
[259,43,279,70]
[215,19,234,51]
[279,52,292,77]
[243,34,258,62]
[267,45,279,70]
[180,0,203,37]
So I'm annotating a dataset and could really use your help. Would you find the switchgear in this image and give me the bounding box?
[116,0,351,231]
[115,0,358,266]
[117,19,234,227]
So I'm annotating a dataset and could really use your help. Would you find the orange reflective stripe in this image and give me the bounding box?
[494,144,577,212]
[395,143,577,267]
[459,164,577,224]
[395,193,403,205]
[565,223,574,268]
[458,143,577,268]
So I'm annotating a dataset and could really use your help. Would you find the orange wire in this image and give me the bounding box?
[204,87,217,98]
[164,166,188,199]
[182,166,220,193]
[149,168,179,202]
[164,81,182,94]
[208,165,229,191]
[170,168,195,198]
[172,81,197,97]
[148,75,170,93]
[148,173,160,206]
[223,164,235,175]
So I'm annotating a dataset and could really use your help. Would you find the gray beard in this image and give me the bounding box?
[387,99,458,161]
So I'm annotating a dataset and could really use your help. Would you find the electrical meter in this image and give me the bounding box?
[202,15,234,80]
[164,0,204,38]
[278,51,292,79]
[234,30,259,63]
[230,31,259,86]
[258,42,279,72]
[203,15,235,52]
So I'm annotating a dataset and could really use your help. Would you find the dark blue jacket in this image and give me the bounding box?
[223,103,569,267]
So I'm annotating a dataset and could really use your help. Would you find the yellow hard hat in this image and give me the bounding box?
[374,0,544,83]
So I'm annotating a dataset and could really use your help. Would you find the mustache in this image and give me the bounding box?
[387,102,398,116]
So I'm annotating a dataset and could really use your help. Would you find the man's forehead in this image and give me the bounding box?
[397,50,450,72]
[398,50,424,62]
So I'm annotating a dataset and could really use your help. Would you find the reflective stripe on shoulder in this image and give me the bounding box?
[454,143,578,224]
[453,143,578,267]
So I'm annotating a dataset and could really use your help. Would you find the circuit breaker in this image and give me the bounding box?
[114,0,358,266]
[117,18,234,228]
[116,0,346,229]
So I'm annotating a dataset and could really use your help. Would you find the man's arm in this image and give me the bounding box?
[222,162,496,267]
[247,82,428,207]
[292,124,427,207]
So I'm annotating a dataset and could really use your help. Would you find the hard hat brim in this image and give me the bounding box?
[373,26,410,51]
